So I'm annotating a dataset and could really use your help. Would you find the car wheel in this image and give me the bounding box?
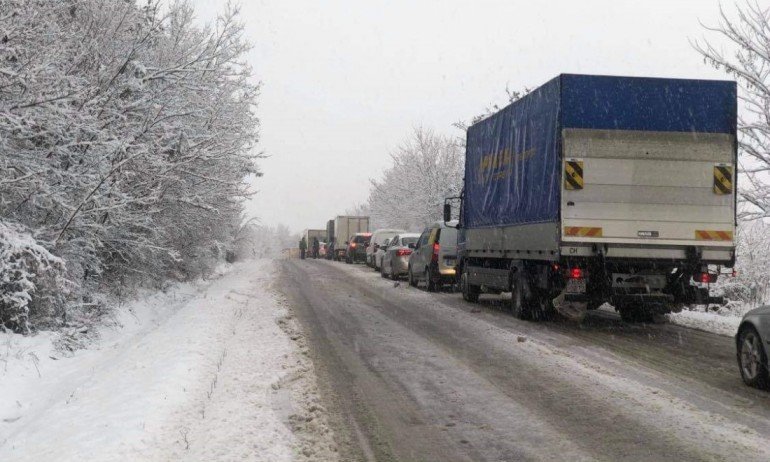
[380,263,387,278]
[425,268,437,292]
[460,266,480,303]
[390,264,397,280]
[408,267,417,287]
[738,325,770,389]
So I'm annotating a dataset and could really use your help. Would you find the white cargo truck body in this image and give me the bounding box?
[332,216,370,260]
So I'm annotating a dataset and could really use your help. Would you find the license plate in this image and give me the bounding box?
[566,278,586,294]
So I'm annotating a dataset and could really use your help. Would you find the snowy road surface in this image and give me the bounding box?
[0,260,337,461]
[280,258,770,461]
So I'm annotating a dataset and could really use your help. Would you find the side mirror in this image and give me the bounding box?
[443,203,452,223]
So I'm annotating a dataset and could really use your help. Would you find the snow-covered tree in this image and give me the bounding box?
[694,2,770,219]
[367,128,463,231]
[0,0,261,331]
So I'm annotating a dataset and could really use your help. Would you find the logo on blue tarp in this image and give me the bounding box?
[477,147,534,183]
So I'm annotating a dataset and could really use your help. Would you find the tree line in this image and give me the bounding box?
[0,0,260,331]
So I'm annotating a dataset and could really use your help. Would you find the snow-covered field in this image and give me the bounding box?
[0,259,337,461]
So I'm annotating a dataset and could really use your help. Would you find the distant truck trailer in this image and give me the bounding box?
[303,229,328,251]
[446,74,736,323]
[333,216,370,261]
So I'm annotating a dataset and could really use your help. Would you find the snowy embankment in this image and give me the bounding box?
[666,309,743,337]
[0,259,337,461]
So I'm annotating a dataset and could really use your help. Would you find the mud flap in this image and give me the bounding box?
[552,292,587,322]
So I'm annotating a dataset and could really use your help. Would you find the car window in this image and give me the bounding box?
[417,229,429,247]
[438,227,457,247]
[402,237,418,246]
[428,228,439,245]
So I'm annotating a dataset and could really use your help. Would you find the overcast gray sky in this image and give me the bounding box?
[191,0,732,233]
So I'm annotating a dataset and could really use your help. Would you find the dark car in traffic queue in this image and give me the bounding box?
[345,233,372,264]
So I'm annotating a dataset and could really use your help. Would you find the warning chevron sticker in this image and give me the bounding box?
[564,160,584,190]
[713,165,733,195]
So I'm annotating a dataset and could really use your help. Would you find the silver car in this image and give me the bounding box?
[367,229,405,269]
[380,233,420,280]
[737,306,770,389]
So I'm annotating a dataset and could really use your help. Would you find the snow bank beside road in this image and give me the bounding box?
[667,310,742,337]
[0,259,336,461]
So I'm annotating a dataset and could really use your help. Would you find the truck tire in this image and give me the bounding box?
[510,271,531,320]
[408,267,418,287]
[618,303,653,323]
[461,267,480,303]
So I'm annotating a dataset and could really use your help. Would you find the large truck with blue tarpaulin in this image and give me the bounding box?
[444,74,737,322]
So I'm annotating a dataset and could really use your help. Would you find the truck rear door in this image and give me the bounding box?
[560,129,735,259]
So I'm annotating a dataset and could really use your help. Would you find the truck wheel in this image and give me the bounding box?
[461,267,480,303]
[531,293,556,321]
[510,271,531,320]
[738,325,770,389]
[618,304,653,323]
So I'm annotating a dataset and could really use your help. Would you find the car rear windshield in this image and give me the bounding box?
[401,237,418,246]
[438,227,457,246]
[354,235,370,244]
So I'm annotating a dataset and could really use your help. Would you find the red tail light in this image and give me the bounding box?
[568,268,583,279]
[432,242,440,262]
[695,272,717,284]
[350,242,356,249]
[396,249,412,257]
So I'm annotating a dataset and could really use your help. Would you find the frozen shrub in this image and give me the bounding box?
[0,222,70,333]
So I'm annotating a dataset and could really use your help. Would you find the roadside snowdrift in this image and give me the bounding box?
[0,259,336,461]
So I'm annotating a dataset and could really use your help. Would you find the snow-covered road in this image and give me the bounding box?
[280,258,770,461]
[0,259,337,461]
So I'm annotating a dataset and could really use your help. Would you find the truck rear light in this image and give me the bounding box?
[396,249,412,257]
[568,268,584,279]
[695,272,717,284]
[432,243,440,262]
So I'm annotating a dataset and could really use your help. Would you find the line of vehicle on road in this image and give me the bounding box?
[300,74,770,392]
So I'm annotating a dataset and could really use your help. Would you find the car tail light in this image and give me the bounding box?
[695,272,717,284]
[568,268,584,279]
[432,242,440,262]
[396,248,412,257]
[350,243,356,249]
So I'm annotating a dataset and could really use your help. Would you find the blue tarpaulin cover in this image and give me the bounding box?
[462,74,737,229]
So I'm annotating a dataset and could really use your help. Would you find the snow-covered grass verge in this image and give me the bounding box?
[0,259,337,461]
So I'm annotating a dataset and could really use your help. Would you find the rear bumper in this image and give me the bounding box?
[559,243,734,265]
[392,257,410,274]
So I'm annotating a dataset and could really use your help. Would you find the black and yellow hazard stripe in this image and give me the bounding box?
[713,165,733,195]
[564,160,584,190]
